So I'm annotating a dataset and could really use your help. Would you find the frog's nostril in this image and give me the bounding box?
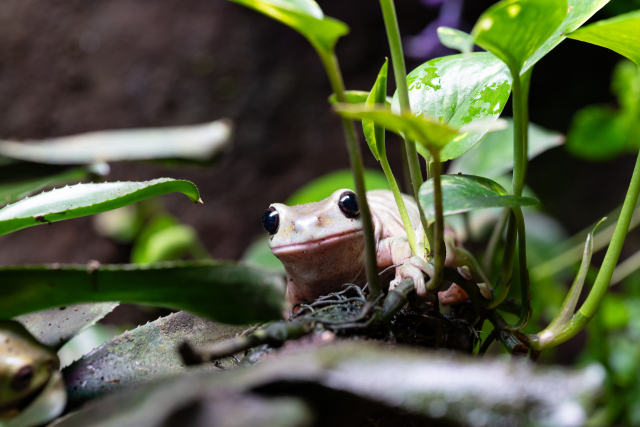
[10,365,34,392]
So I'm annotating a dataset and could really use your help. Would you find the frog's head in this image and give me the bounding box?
[263,189,363,258]
[0,321,59,416]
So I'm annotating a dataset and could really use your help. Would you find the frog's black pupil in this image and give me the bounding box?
[338,191,360,218]
[262,207,279,235]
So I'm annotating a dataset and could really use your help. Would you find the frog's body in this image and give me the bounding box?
[0,321,59,420]
[264,189,470,304]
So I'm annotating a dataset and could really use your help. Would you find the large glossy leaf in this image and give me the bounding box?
[566,105,630,160]
[418,174,539,224]
[392,53,512,162]
[0,178,200,236]
[363,59,388,161]
[54,342,602,427]
[0,261,286,325]
[333,104,457,154]
[64,311,245,408]
[448,119,564,177]
[16,303,119,350]
[524,0,610,74]
[228,0,348,58]
[0,120,232,165]
[568,10,640,66]
[472,0,567,73]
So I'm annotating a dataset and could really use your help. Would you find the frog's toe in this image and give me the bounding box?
[438,283,469,305]
[396,260,428,296]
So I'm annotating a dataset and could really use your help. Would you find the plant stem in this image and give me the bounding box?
[380,152,421,257]
[427,153,444,290]
[508,207,531,331]
[322,52,382,299]
[532,152,640,350]
[378,0,432,254]
[483,207,509,277]
[400,142,412,194]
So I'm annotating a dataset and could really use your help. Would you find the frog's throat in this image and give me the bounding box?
[271,229,363,256]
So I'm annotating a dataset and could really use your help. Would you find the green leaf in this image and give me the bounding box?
[333,104,457,154]
[0,120,232,165]
[437,27,474,52]
[134,224,207,263]
[568,10,640,66]
[418,174,539,224]
[393,53,513,162]
[363,59,389,161]
[63,311,245,408]
[0,167,89,207]
[0,261,286,325]
[228,0,348,58]
[242,235,286,274]
[612,60,640,113]
[448,119,564,178]
[566,105,630,161]
[0,178,201,236]
[472,0,568,73]
[524,0,610,74]
[285,169,390,205]
[328,90,369,105]
[16,303,119,350]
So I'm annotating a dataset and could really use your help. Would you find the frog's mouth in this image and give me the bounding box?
[271,229,363,256]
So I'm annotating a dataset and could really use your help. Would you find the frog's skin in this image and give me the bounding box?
[264,189,472,305]
[0,320,59,420]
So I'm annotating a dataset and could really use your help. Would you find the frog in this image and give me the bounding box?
[262,188,476,305]
[0,320,59,421]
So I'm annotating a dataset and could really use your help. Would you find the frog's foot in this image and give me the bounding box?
[389,256,434,296]
[438,283,469,305]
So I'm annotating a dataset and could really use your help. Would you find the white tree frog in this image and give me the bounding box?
[262,189,473,305]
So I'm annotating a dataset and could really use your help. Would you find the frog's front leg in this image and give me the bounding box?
[377,236,434,296]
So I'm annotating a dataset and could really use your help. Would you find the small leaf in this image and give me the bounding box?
[418,174,539,224]
[448,119,564,178]
[0,120,233,165]
[566,105,630,161]
[612,60,640,113]
[285,169,391,205]
[0,261,286,325]
[134,224,207,263]
[63,311,245,408]
[328,90,370,105]
[568,10,640,66]
[16,303,119,350]
[334,104,457,154]
[0,178,201,236]
[392,53,512,162]
[472,0,568,73]
[437,26,474,52]
[363,59,389,161]
[524,0,610,74]
[229,0,349,58]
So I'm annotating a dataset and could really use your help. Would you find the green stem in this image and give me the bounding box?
[491,211,517,308]
[508,207,531,331]
[484,207,509,277]
[321,52,382,299]
[378,0,432,255]
[532,152,640,350]
[380,152,421,257]
[427,152,444,290]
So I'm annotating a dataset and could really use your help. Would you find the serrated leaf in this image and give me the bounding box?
[448,119,564,178]
[16,303,119,350]
[524,0,610,74]
[472,0,568,73]
[568,10,640,66]
[228,0,348,58]
[0,261,286,325]
[0,120,232,165]
[334,104,457,154]
[0,167,89,207]
[418,174,539,224]
[0,178,200,236]
[63,311,245,408]
[363,59,388,161]
[393,53,512,162]
[437,26,474,52]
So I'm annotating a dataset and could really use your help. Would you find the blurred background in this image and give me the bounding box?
[1,0,640,419]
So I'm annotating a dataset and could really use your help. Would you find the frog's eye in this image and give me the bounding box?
[262,207,279,235]
[10,365,33,392]
[338,191,360,219]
